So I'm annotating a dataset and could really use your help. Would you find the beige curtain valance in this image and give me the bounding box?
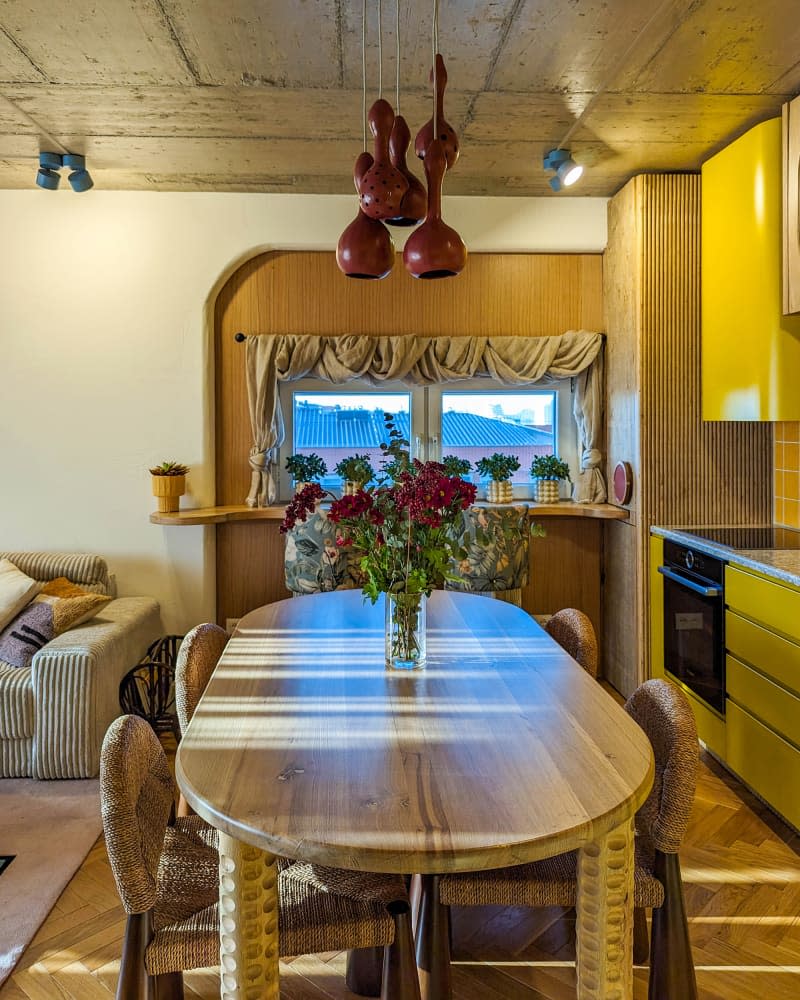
[243,331,606,506]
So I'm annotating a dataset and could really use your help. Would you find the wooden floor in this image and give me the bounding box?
[1,750,799,1000]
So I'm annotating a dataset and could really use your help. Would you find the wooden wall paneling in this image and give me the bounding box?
[604,173,773,697]
[214,250,606,629]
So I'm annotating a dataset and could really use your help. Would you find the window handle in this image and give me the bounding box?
[414,435,423,460]
[431,434,439,461]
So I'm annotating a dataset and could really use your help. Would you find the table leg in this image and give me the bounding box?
[575,817,635,1000]
[218,830,280,1000]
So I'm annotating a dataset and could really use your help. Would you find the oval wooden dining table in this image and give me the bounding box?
[176,590,654,1000]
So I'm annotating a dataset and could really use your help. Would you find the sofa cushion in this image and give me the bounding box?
[0,663,33,738]
[0,559,42,632]
[0,552,112,596]
[0,579,112,669]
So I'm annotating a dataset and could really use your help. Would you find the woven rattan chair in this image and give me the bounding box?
[544,607,599,678]
[101,715,421,1000]
[422,679,698,1000]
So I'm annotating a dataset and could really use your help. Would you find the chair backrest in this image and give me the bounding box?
[100,714,175,914]
[625,678,699,855]
[448,504,530,593]
[175,622,228,735]
[284,509,361,595]
[544,608,598,678]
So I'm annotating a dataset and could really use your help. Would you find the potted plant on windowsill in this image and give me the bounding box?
[442,456,472,479]
[150,461,189,513]
[530,455,571,504]
[286,453,328,494]
[475,453,521,504]
[335,454,375,495]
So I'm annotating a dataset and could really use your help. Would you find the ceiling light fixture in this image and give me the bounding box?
[35,150,93,192]
[543,148,583,192]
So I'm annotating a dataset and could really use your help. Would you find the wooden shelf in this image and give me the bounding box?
[150,502,629,526]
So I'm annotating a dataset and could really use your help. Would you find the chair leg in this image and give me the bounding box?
[346,946,384,997]
[633,907,650,965]
[649,851,698,1000]
[155,972,183,1000]
[382,901,421,1000]
[117,911,155,1000]
[414,875,452,1000]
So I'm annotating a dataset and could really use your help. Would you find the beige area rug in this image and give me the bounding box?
[0,778,102,986]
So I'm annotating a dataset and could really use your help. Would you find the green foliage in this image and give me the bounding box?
[530,454,571,481]
[441,455,472,477]
[334,453,375,484]
[475,453,521,482]
[378,413,412,481]
[149,461,188,476]
[285,452,327,482]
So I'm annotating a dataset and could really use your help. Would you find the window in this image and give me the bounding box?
[278,377,576,500]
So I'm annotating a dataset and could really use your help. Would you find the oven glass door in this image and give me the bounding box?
[662,570,725,713]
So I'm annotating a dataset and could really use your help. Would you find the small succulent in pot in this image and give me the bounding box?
[150,461,189,513]
[530,454,571,503]
[441,455,472,478]
[475,453,520,504]
[285,453,328,491]
[335,454,375,494]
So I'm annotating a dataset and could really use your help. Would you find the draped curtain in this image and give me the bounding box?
[243,331,606,507]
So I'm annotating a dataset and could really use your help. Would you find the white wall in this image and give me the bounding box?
[0,190,607,632]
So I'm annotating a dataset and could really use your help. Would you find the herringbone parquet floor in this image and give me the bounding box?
[2,751,798,999]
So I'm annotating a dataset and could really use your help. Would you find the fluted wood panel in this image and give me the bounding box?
[604,174,773,695]
[214,251,606,630]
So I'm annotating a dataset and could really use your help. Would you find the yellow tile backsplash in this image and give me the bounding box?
[775,422,800,527]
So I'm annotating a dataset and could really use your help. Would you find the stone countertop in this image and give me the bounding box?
[651,526,800,589]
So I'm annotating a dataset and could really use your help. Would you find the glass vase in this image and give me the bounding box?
[385,592,427,670]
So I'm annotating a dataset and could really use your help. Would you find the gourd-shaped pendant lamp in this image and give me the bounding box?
[358,98,409,219]
[337,151,395,279]
[387,115,427,225]
[403,138,465,278]
[414,54,459,169]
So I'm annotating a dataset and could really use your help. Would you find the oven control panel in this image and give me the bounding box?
[663,539,725,584]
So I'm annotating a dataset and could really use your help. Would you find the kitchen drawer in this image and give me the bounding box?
[726,611,800,698]
[726,700,800,830]
[727,655,800,747]
[725,565,800,640]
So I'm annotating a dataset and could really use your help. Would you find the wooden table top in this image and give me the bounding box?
[176,590,654,874]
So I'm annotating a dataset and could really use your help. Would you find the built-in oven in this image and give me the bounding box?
[658,539,726,714]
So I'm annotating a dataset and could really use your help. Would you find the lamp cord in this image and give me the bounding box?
[395,0,400,114]
[377,0,383,99]
[361,0,367,148]
[432,0,438,135]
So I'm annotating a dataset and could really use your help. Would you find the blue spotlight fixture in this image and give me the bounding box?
[35,151,93,192]
[543,148,583,192]
[36,151,62,189]
[63,153,93,192]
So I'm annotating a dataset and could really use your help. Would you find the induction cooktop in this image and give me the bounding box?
[680,525,800,550]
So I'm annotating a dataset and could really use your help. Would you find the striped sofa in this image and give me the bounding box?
[0,552,160,779]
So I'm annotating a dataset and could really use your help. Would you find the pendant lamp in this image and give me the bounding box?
[385,0,426,227]
[358,98,409,220]
[403,138,465,278]
[336,0,394,278]
[337,151,395,279]
[414,53,459,168]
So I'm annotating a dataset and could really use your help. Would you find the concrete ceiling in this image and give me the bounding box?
[0,0,798,197]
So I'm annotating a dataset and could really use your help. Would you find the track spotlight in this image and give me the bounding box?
[63,153,94,192]
[36,151,62,190]
[543,148,583,192]
[35,151,93,192]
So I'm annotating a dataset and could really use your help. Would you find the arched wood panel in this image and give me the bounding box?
[213,250,605,635]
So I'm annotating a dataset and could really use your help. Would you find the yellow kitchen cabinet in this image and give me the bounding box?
[702,117,800,420]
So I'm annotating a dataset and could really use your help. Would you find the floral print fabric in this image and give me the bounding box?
[448,505,530,593]
[283,509,361,594]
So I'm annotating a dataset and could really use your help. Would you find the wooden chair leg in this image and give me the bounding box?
[117,911,155,1000]
[382,901,421,1000]
[414,875,452,1000]
[633,906,650,964]
[346,946,384,997]
[649,851,698,1000]
[155,971,183,1000]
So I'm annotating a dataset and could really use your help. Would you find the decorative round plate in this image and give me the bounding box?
[613,461,633,505]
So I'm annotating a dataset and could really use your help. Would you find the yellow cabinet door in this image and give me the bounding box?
[702,118,800,420]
